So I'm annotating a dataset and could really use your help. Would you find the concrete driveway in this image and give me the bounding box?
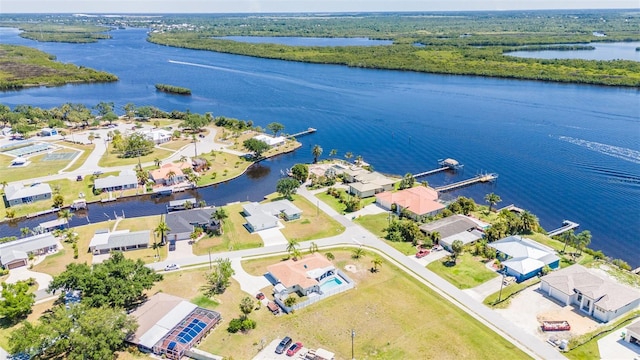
[256,227,288,247]
[166,239,194,261]
[7,267,52,291]
[597,324,640,360]
[230,258,271,297]
[463,274,503,302]
[346,203,387,220]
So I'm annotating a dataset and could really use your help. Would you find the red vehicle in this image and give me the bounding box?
[416,249,430,258]
[255,292,265,300]
[286,342,303,357]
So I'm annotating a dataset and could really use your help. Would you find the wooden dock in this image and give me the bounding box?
[414,158,463,178]
[414,167,449,178]
[435,173,498,192]
[286,127,316,139]
[547,220,580,237]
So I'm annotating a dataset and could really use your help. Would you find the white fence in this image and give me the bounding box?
[275,270,354,314]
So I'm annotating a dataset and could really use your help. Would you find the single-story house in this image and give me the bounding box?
[141,129,172,144]
[4,183,52,207]
[242,200,302,232]
[540,264,640,323]
[328,164,369,183]
[40,127,58,136]
[88,229,150,255]
[0,233,58,269]
[419,214,490,250]
[348,172,397,198]
[488,235,560,282]
[94,169,138,192]
[165,208,219,242]
[266,252,336,296]
[149,163,190,186]
[439,230,485,252]
[625,320,640,345]
[253,134,286,147]
[192,158,208,172]
[128,293,221,359]
[375,186,445,220]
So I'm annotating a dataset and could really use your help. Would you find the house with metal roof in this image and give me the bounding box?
[94,169,138,192]
[88,229,150,255]
[242,200,302,232]
[128,293,221,359]
[253,134,286,147]
[541,264,640,323]
[488,235,560,282]
[165,208,219,242]
[4,183,52,207]
[0,233,59,269]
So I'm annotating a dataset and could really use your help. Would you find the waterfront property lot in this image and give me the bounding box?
[177,250,529,359]
[197,151,251,186]
[427,253,498,289]
[98,144,173,168]
[354,213,418,255]
[315,188,377,214]
[114,215,168,263]
[265,194,345,241]
[192,203,263,255]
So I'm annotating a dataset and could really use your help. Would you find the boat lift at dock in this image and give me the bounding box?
[414,158,464,178]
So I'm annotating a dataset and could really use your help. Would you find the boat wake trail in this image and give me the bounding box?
[558,136,640,164]
[169,59,256,76]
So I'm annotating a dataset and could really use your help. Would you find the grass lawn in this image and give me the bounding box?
[53,141,95,172]
[192,203,263,255]
[316,188,376,214]
[427,253,498,289]
[196,151,251,186]
[264,194,345,241]
[0,152,71,182]
[483,277,541,309]
[167,250,531,359]
[98,144,173,168]
[158,138,192,151]
[354,213,388,238]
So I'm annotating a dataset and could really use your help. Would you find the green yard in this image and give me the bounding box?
[354,213,417,255]
[427,253,498,289]
[163,250,531,360]
[267,194,345,241]
[315,188,376,214]
[0,152,71,182]
[192,203,263,255]
[98,144,173,168]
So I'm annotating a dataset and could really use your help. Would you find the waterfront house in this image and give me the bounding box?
[0,233,58,269]
[253,134,286,147]
[419,214,490,251]
[165,208,219,242]
[267,253,336,296]
[625,320,640,345]
[149,162,190,186]
[348,172,397,198]
[88,229,150,255]
[94,169,138,192]
[192,158,208,172]
[488,235,560,282]
[140,128,172,144]
[4,183,52,207]
[127,293,221,359]
[40,127,58,137]
[242,200,302,232]
[540,264,640,323]
[375,186,445,220]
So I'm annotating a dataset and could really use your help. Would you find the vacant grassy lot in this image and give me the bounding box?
[98,145,173,168]
[0,152,71,182]
[157,138,192,151]
[266,194,345,241]
[427,253,498,289]
[316,188,376,214]
[193,203,263,255]
[172,250,529,359]
[196,151,250,186]
[353,213,388,238]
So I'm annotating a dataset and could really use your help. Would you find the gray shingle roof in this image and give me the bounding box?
[0,233,57,265]
[94,170,138,190]
[4,183,52,201]
[419,214,481,238]
[94,230,150,251]
[166,208,217,234]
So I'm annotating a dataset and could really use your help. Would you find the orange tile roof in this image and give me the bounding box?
[149,162,190,180]
[375,186,443,216]
[267,252,335,289]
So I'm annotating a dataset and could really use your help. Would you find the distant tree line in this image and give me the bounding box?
[155,83,192,95]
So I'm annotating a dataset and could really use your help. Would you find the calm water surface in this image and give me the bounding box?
[216,36,393,46]
[507,41,640,61]
[0,28,638,267]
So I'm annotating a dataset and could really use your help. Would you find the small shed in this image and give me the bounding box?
[41,128,58,136]
[11,157,27,166]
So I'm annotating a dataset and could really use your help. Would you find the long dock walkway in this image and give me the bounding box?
[547,220,580,237]
[414,167,449,178]
[286,127,316,139]
[435,173,498,192]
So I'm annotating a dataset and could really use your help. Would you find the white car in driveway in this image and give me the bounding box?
[164,264,180,271]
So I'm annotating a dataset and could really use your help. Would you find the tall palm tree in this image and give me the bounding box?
[311,145,323,164]
[212,207,228,234]
[355,155,363,165]
[179,155,188,163]
[154,157,162,167]
[371,257,383,273]
[166,170,177,184]
[20,227,30,238]
[575,230,592,256]
[154,216,171,245]
[344,152,353,162]
[329,149,337,158]
[57,209,73,229]
[519,210,538,233]
[309,242,319,253]
[484,192,502,213]
[561,230,576,254]
[286,238,300,258]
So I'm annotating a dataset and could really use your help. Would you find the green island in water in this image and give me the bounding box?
[155,83,192,95]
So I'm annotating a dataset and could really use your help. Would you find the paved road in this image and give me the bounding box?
[149,184,564,360]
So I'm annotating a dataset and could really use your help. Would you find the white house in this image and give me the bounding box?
[489,235,560,282]
[242,200,302,232]
[348,172,397,198]
[94,169,138,192]
[540,264,640,323]
[625,320,640,345]
[140,129,172,144]
[88,229,150,255]
[253,134,286,147]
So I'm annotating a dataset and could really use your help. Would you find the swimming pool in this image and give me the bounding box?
[319,276,344,292]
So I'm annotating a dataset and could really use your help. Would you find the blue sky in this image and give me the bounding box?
[0,0,638,13]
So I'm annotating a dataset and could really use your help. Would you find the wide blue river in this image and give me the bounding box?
[1,27,638,267]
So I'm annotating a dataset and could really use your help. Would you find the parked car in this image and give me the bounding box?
[164,263,180,271]
[275,336,292,354]
[256,292,265,300]
[416,249,430,258]
[76,175,83,181]
[287,342,303,357]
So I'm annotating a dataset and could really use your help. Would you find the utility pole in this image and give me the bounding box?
[351,329,355,360]
[497,269,506,303]
[208,249,212,270]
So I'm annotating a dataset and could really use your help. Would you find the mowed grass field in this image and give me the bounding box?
[151,250,529,360]
[427,253,498,289]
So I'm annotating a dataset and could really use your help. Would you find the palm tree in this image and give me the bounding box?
[1,180,7,190]
[355,155,363,165]
[519,210,538,233]
[179,155,188,163]
[311,145,323,164]
[344,152,353,162]
[329,149,337,158]
[57,209,73,229]
[286,238,300,258]
[430,231,441,245]
[484,192,502,213]
[166,170,176,184]
[371,257,383,273]
[309,242,319,253]
[291,248,302,261]
[20,227,30,238]
[212,207,228,234]
[154,157,162,167]
[154,217,171,245]
[351,247,365,259]
[561,230,576,254]
[575,230,592,256]
[198,200,207,208]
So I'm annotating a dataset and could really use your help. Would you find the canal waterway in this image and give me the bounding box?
[0,27,638,267]
[507,41,640,62]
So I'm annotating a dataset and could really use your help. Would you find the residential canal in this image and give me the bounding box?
[0,27,638,267]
